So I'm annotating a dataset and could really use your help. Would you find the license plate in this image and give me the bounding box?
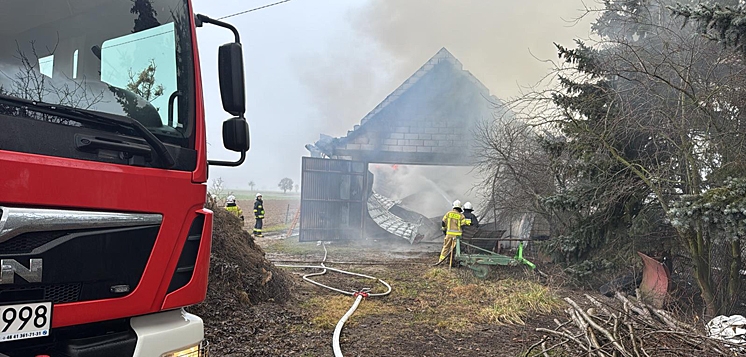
[0,302,51,342]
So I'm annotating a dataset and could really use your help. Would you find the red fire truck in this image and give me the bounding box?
[0,0,248,355]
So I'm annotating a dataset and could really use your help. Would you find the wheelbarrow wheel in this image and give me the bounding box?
[470,265,489,279]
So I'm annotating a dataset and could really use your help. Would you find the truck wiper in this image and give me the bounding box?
[0,94,175,168]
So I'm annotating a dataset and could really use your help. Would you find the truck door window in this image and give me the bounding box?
[0,0,197,166]
[101,22,179,129]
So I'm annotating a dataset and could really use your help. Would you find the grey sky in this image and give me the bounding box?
[192,0,593,191]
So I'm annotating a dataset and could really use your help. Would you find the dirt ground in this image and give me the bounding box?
[191,204,735,356]
[199,230,573,357]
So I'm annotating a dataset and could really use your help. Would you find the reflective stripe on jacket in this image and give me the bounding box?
[254,199,265,219]
[442,210,471,236]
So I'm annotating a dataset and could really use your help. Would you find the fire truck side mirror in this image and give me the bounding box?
[218,42,246,117]
[197,14,249,167]
[222,117,250,152]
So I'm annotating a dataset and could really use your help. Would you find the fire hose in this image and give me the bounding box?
[275,244,392,357]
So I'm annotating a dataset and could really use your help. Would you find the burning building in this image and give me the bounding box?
[306,48,503,164]
[301,48,513,244]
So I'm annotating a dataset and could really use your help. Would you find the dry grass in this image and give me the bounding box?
[411,268,563,331]
[294,264,563,334]
[480,279,562,325]
[301,295,397,329]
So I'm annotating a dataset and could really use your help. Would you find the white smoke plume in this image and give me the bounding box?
[371,164,481,219]
[296,0,593,137]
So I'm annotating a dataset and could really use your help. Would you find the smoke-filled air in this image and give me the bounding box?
[10,0,746,356]
[191,0,746,355]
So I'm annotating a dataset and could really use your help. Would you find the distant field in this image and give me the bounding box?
[234,195,300,234]
[228,190,300,201]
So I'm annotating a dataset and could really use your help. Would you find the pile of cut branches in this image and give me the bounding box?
[526,292,736,357]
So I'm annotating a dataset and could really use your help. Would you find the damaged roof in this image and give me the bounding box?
[367,191,421,244]
[350,48,494,136]
[307,47,507,166]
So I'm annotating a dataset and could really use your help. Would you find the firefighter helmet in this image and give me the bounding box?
[226,195,236,204]
[463,202,473,210]
[256,193,262,198]
[452,200,462,209]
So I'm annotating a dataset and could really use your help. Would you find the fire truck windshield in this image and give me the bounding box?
[0,0,195,147]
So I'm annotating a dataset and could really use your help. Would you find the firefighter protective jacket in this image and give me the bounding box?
[254,199,265,219]
[442,209,471,236]
[463,210,479,228]
[225,203,243,219]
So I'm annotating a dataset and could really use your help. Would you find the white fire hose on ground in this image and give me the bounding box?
[275,243,392,357]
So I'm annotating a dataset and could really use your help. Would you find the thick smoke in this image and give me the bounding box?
[295,1,593,225]
[371,164,481,219]
[294,44,398,138]
[352,0,593,100]
[296,0,593,137]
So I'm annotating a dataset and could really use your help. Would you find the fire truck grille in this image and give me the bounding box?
[45,284,82,303]
[0,283,81,304]
[0,224,159,304]
[0,232,66,254]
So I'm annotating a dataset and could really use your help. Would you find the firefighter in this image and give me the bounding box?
[253,193,265,237]
[438,200,471,265]
[225,195,244,222]
[462,202,479,228]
